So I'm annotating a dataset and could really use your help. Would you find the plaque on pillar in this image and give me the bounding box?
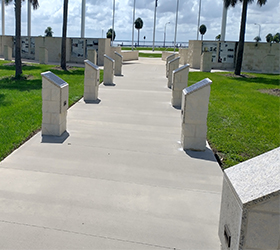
[219,147,280,250]
[84,59,100,102]
[167,57,180,89]
[114,52,123,76]
[103,54,115,85]
[172,64,190,108]
[181,78,212,151]
[166,53,176,78]
[41,71,69,137]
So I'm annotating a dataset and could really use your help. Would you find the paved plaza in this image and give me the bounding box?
[0,58,223,249]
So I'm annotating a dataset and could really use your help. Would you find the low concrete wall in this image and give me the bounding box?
[242,42,280,73]
[0,36,14,57]
[35,37,71,63]
[120,50,139,61]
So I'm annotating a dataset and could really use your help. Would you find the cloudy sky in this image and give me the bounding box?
[2,0,280,45]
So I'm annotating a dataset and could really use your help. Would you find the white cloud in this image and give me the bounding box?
[1,0,279,44]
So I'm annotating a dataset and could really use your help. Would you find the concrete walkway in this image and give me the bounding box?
[0,58,223,249]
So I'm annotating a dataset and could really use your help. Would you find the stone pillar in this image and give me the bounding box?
[4,45,12,60]
[167,56,180,88]
[200,51,212,72]
[103,54,115,85]
[87,48,97,65]
[262,54,275,74]
[39,47,48,64]
[181,78,212,151]
[219,147,280,250]
[84,59,100,102]
[41,71,69,136]
[114,51,123,76]
[166,53,176,78]
[172,64,189,108]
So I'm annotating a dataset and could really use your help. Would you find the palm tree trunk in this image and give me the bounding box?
[15,0,22,77]
[138,29,140,47]
[234,0,248,75]
[61,0,68,70]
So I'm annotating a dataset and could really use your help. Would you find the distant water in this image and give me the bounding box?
[112,40,188,48]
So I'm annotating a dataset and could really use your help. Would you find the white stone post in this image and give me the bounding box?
[41,71,69,136]
[87,48,97,65]
[200,51,212,72]
[103,54,115,85]
[172,64,189,108]
[39,47,48,64]
[166,53,176,78]
[219,147,280,250]
[114,51,123,76]
[84,59,100,102]
[4,45,12,60]
[167,56,180,88]
[181,78,212,151]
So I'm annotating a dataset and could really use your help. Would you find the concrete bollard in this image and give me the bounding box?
[84,60,100,102]
[181,78,212,151]
[167,57,180,89]
[114,51,123,76]
[87,48,97,65]
[166,53,176,78]
[172,64,190,108]
[39,47,48,64]
[4,45,12,61]
[200,52,212,72]
[41,71,69,136]
[103,54,115,85]
[219,147,280,250]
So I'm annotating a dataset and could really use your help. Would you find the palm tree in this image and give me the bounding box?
[224,0,267,75]
[254,36,261,42]
[106,28,116,41]
[61,0,68,70]
[266,33,273,43]
[5,0,39,78]
[134,17,143,47]
[45,27,53,37]
[216,34,221,41]
[273,33,279,43]
[199,24,207,40]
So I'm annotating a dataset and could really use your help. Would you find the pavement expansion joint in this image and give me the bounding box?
[0,220,177,250]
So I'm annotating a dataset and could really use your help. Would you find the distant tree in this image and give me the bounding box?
[5,0,39,78]
[106,28,116,41]
[266,33,273,43]
[215,34,221,41]
[61,0,68,70]
[134,17,143,46]
[273,33,280,43]
[199,24,207,40]
[254,36,261,42]
[44,27,53,37]
[224,0,267,76]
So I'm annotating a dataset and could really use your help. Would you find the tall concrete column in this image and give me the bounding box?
[2,0,5,35]
[221,4,227,41]
[81,0,85,38]
[28,0,31,37]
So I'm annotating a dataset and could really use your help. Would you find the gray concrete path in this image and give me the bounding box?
[0,58,223,249]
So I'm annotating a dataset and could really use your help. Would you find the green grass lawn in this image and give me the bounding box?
[122,47,179,52]
[139,52,162,58]
[188,72,280,168]
[0,61,279,169]
[0,61,103,161]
